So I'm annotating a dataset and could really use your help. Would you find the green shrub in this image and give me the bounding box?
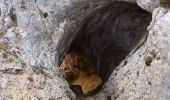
[145,56,153,66]
[43,12,48,18]
[123,59,128,66]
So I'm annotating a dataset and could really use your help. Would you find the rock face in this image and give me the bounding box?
[94,7,170,100]
[0,0,170,100]
[137,0,160,12]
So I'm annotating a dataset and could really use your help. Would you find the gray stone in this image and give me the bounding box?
[0,0,170,100]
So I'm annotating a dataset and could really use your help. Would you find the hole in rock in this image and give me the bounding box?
[60,1,152,97]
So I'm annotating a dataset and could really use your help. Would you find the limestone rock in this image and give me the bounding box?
[94,7,170,100]
[0,0,170,100]
[137,0,160,12]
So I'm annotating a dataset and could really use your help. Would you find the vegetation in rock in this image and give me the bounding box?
[43,12,48,18]
[107,96,111,100]
[160,0,170,6]
[123,59,128,66]
[15,69,24,75]
[9,8,17,25]
[0,68,24,75]
[38,9,48,19]
[145,56,153,66]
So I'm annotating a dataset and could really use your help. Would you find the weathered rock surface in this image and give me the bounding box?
[94,7,170,100]
[0,0,170,100]
[137,0,160,12]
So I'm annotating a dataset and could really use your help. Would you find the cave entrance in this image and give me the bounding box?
[60,1,152,97]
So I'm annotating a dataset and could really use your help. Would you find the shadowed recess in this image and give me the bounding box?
[60,1,152,96]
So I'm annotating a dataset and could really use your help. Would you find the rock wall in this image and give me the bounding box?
[0,0,170,100]
[94,7,170,100]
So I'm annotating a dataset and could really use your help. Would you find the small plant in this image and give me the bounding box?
[123,59,128,66]
[43,12,48,18]
[9,8,17,25]
[39,10,48,19]
[160,0,170,6]
[15,69,24,75]
[107,96,111,100]
[145,56,153,66]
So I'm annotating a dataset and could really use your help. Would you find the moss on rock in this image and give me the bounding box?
[145,56,153,66]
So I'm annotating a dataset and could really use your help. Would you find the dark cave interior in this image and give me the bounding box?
[60,1,152,96]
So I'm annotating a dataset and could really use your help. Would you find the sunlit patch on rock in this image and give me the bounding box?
[60,52,102,95]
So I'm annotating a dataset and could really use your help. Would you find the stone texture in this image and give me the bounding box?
[137,0,160,12]
[0,0,170,100]
[94,7,170,100]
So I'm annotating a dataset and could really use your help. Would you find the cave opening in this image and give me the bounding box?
[60,1,152,97]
